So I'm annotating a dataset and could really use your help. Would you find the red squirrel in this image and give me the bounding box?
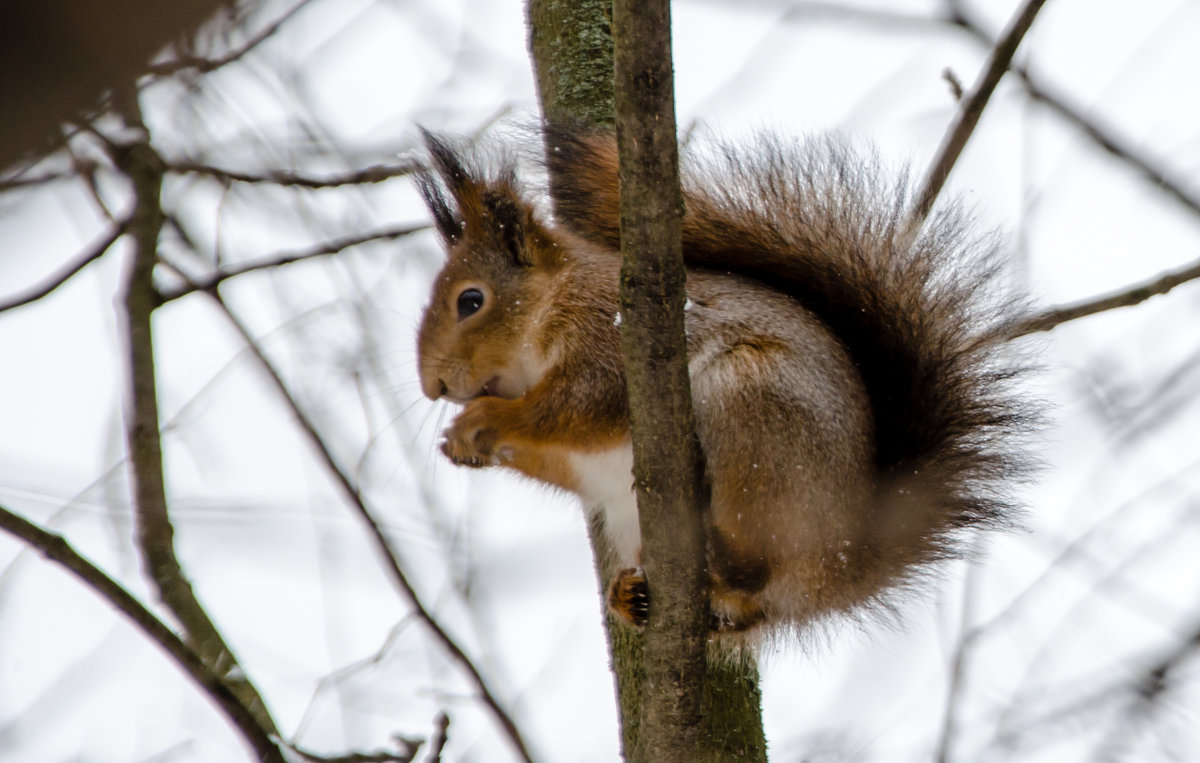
[415,126,1034,637]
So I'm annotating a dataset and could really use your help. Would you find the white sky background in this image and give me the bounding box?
[1,0,1200,760]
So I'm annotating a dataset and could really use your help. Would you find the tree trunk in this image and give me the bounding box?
[611,0,709,759]
[527,2,767,760]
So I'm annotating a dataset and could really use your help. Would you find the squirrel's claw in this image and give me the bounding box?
[440,400,502,468]
[608,567,649,627]
[440,436,490,468]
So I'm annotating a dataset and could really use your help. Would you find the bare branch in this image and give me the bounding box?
[158,223,429,303]
[693,0,941,31]
[289,741,420,763]
[755,1,1200,223]
[1087,619,1200,760]
[1013,255,1200,336]
[113,134,278,733]
[169,159,421,189]
[0,503,285,763]
[0,220,127,314]
[905,0,1049,233]
[948,6,1200,221]
[425,713,450,763]
[0,170,76,192]
[989,616,1200,760]
[146,0,312,78]
[192,284,534,763]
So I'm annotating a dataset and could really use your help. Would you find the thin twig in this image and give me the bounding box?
[171,159,421,189]
[424,712,450,763]
[760,2,1200,223]
[934,545,985,763]
[0,170,76,192]
[970,456,1200,660]
[0,504,285,763]
[905,0,1050,235]
[980,462,1200,756]
[289,742,420,763]
[948,6,1200,221]
[987,617,1200,760]
[194,285,534,763]
[147,0,313,78]
[1012,254,1200,336]
[0,221,128,314]
[158,223,429,303]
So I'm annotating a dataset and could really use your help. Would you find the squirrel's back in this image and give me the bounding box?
[542,127,1036,620]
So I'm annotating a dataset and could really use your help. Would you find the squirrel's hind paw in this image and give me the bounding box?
[607,567,649,626]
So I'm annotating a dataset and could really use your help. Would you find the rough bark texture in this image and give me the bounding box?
[527,0,616,130]
[527,1,767,760]
[611,0,709,759]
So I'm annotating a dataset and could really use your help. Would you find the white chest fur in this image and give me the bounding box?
[568,444,639,566]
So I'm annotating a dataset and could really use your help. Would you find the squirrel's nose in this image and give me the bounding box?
[419,373,449,401]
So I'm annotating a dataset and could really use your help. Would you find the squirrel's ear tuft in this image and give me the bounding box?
[482,187,535,267]
[417,129,545,266]
[415,169,461,244]
[417,128,470,243]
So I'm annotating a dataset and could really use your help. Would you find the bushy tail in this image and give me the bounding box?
[542,125,1036,579]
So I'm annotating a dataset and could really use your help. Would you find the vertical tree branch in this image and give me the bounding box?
[612,1,709,760]
[527,1,765,759]
[905,0,1049,235]
[114,133,277,734]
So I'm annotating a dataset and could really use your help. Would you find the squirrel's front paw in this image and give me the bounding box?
[441,400,504,468]
[440,423,496,468]
[607,567,649,626]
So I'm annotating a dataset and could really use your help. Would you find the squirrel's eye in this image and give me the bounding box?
[456,288,485,319]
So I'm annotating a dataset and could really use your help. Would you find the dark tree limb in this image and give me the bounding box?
[0,503,285,763]
[158,223,428,303]
[169,159,421,189]
[113,130,277,733]
[612,1,709,760]
[0,221,128,314]
[527,1,765,759]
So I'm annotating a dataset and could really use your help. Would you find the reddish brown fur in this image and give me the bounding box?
[416,128,1035,639]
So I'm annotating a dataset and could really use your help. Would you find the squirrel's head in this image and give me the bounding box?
[415,131,562,404]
